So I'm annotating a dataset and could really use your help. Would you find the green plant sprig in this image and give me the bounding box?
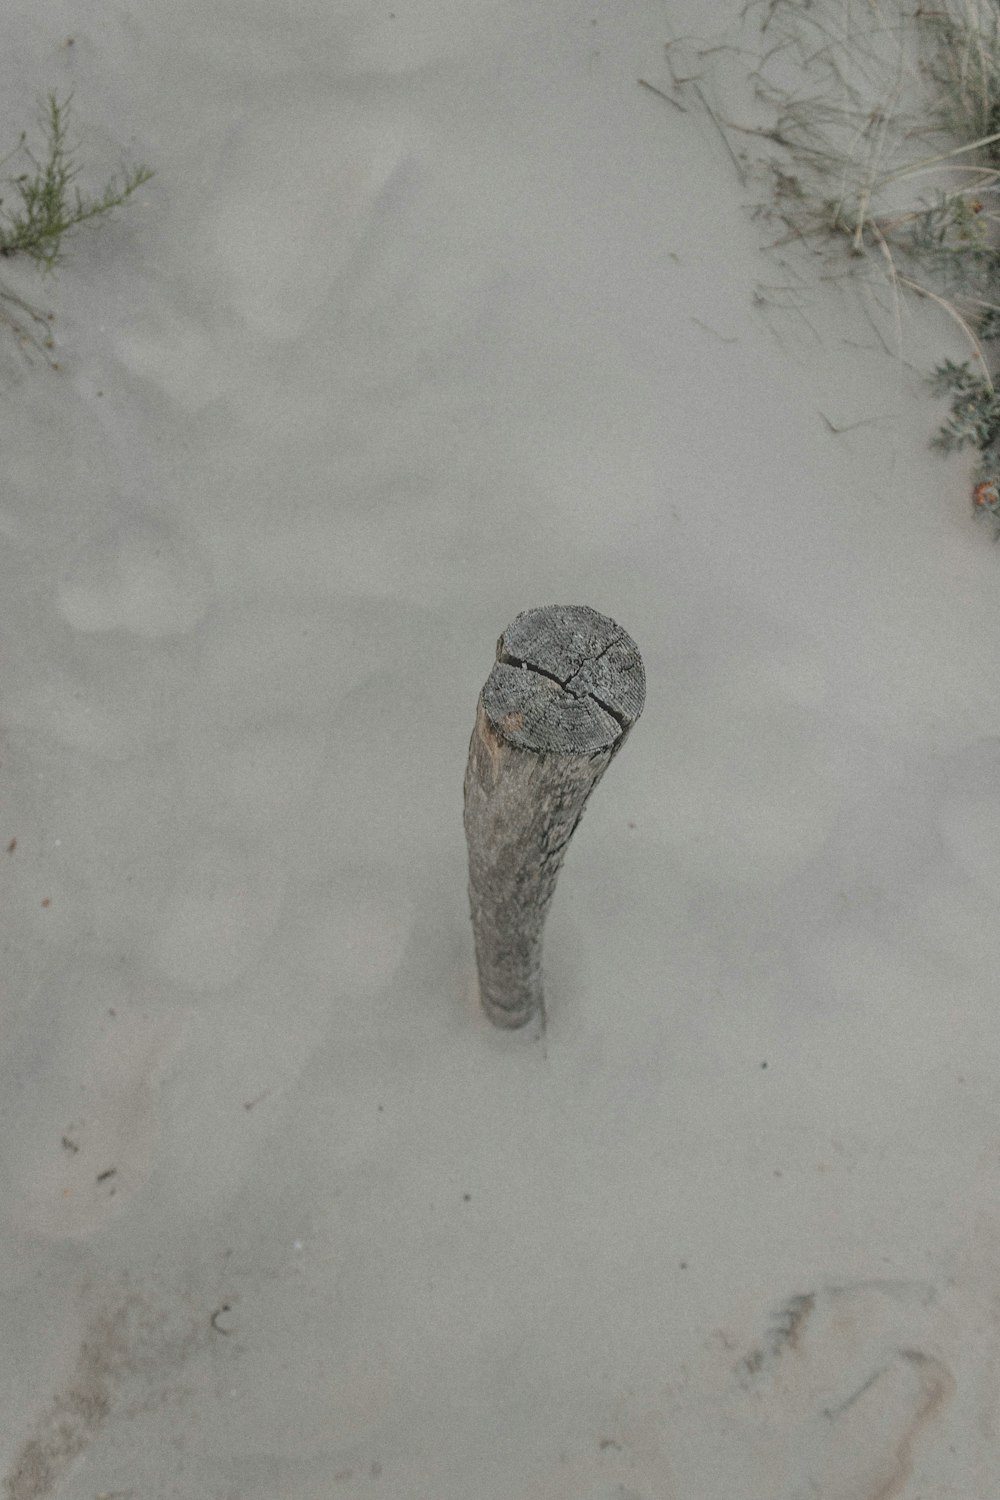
[0,92,153,273]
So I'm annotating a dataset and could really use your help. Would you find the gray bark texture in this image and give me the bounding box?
[463,604,646,1029]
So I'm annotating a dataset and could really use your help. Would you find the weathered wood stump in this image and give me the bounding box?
[463,604,646,1029]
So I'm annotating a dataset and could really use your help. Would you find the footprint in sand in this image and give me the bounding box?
[655,648,848,885]
[148,834,286,990]
[2,1277,207,1500]
[290,862,416,999]
[3,969,188,1239]
[56,513,212,637]
[524,1281,959,1500]
[734,1281,955,1499]
[198,89,412,338]
[4,647,189,761]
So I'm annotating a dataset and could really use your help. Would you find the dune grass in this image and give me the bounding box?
[649,0,1000,532]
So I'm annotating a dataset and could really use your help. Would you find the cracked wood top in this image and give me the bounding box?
[481,605,645,756]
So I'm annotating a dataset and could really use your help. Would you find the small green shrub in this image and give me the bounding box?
[0,91,153,359]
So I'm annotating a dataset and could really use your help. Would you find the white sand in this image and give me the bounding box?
[2,2,999,1496]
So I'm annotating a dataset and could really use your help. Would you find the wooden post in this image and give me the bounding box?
[463,604,646,1029]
